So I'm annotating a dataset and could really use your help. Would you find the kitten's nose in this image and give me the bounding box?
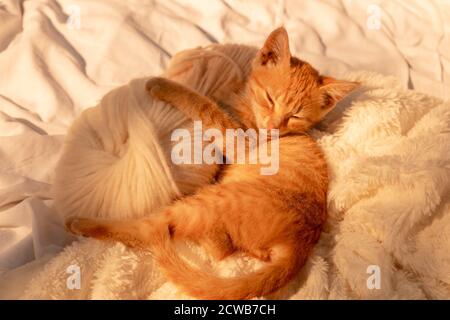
[265,118,283,130]
[263,115,285,130]
[263,116,274,130]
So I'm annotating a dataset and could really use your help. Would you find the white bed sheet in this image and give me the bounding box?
[0,0,449,280]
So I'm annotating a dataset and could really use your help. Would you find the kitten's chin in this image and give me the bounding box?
[285,121,314,135]
[281,125,312,136]
[254,115,269,130]
[252,124,292,137]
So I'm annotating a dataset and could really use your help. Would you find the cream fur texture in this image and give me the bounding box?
[24,47,450,299]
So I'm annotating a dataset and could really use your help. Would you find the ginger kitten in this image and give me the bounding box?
[66,27,358,299]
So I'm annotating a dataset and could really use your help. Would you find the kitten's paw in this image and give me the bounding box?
[145,77,170,100]
[65,217,109,239]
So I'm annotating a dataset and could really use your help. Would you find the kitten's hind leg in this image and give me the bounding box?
[65,216,163,249]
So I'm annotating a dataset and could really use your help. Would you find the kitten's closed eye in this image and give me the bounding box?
[290,106,303,119]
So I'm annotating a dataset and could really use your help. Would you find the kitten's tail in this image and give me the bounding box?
[151,227,312,300]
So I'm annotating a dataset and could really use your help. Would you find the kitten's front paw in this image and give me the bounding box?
[65,217,109,239]
[145,77,171,101]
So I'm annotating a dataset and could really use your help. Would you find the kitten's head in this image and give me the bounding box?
[247,27,359,134]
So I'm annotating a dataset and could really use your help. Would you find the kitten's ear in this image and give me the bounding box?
[319,77,360,111]
[254,27,291,68]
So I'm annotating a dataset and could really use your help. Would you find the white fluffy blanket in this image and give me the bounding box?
[16,71,450,299]
[1,0,450,300]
